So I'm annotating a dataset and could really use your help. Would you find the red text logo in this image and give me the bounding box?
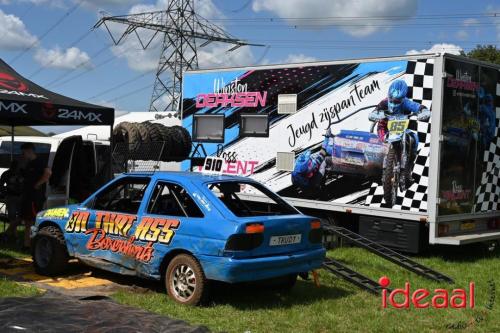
[380,276,475,309]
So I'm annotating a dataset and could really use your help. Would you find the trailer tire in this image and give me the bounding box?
[382,147,397,207]
[33,226,69,276]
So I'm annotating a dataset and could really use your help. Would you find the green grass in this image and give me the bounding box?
[0,277,41,298]
[112,245,500,333]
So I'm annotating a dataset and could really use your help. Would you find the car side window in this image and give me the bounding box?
[148,182,204,218]
[89,177,150,215]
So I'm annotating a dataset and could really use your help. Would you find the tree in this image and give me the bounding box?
[465,45,500,65]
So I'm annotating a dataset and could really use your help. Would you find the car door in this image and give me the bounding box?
[136,181,206,263]
[64,176,152,270]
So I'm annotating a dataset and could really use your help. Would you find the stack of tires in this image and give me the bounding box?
[113,122,192,162]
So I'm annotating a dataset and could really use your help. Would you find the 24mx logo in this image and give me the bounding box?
[58,108,102,123]
[0,101,27,114]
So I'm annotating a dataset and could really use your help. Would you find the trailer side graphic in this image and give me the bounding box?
[182,54,500,247]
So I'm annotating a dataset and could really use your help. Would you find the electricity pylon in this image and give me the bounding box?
[94,0,262,112]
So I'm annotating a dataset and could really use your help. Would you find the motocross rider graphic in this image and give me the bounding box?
[369,80,430,204]
[369,80,430,148]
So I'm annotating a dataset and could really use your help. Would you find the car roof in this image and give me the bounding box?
[122,171,250,184]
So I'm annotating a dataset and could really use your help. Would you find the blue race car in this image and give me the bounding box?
[31,172,325,305]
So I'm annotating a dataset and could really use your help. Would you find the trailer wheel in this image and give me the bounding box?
[165,254,209,306]
[382,147,397,207]
[33,226,69,276]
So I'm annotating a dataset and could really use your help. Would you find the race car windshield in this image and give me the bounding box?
[206,181,298,217]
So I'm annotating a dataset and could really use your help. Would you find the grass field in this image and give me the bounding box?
[113,245,499,333]
[1,221,498,332]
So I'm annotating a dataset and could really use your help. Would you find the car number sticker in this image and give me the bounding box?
[269,234,302,246]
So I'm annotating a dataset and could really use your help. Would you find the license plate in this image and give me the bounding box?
[269,234,302,246]
[460,222,475,231]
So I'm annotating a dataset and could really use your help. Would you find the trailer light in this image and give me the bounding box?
[311,220,321,229]
[246,223,264,234]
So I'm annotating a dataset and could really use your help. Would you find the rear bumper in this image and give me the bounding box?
[197,247,326,283]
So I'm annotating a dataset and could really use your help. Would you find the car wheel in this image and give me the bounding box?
[33,226,69,276]
[165,254,209,306]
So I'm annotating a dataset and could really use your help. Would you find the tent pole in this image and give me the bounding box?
[10,125,14,161]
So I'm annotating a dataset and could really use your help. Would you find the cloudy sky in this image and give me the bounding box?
[0,0,499,114]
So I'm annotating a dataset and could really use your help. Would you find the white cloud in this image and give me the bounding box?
[0,9,38,50]
[406,43,463,56]
[252,0,418,37]
[34,46,93,69]
[281,53,317,63]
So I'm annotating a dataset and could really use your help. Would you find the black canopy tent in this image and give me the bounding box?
[0,58,114,160]
[0,58,114,126]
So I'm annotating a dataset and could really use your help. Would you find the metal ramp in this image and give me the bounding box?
[323,259,390,295]
[323,225,454,284]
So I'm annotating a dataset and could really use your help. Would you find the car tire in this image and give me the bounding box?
[33,226,69,276]
[165,254,209,306]
[142,121,163,143]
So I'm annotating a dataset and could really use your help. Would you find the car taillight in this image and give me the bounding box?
[310,219,321,229]
[225,233,263,251]
[309,219,323,243]
[246,223,264,234]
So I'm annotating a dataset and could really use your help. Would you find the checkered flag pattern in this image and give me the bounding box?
[474,83,500,212]
[364,58,434,212]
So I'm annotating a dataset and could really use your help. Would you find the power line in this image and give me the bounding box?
[104,83,154,104]
[209,12,500,21]
[9,1,82,65]
[86,70,154,100]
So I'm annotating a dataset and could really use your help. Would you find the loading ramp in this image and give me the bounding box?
[322,225,453,294]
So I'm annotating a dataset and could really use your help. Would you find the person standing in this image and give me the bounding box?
[20,143,51,249]
[0,160,23,241]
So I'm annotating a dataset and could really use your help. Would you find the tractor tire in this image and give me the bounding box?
[142,121,163,143]
[165,254,209,306]
[172,125,192,159]
[33,226,69,276]
[153,123,174,161]
[113,122,141,152]
[135,122,151,143]
[382,146,397,207]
